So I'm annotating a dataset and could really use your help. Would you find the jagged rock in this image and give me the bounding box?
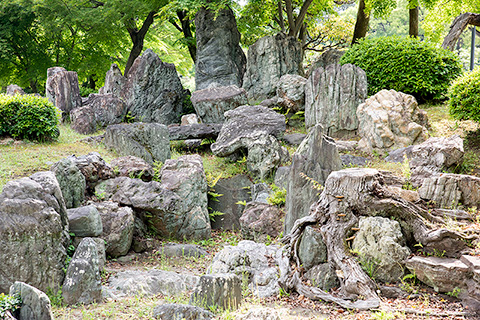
[191,85,248,123]
[274,166,290,190]
[209,175,252,230]
[99,63,126,96]
[208,241,282,298]
[104,269,199,298]
[298,226,327,270]
[341,154,369,167]
[418,173,480,209]
[335,140,358,152]
[120,49,184,124]
[9,282,54,320]
[96,155,210,240]
[240,202,284,243]
[276,74,307,112]
[385,146,414,163]
[243,33,303,102]
[62,238,102,305]
[67,205,103,237]
[91,201,134,258]
[51,158,86,209]
[6,84,25,96]
[282,133,306,146]
[69,152,115,190]
[195,7,246,90]
[184,139,202,149]
[251,183,271,204]
[0,172,69,294]
[190,273,242,311]
[70,94,127,134]
[357,89,429,153]
[45,67,82,121]
[181,114,199,125]
[409,135,464,188]
[306,49,345,78]
[71,237,106,271]
[104,123,171,165]
[168,123,223,141]
[305,63,367,138]
[304,263,339,292]
[159,243,208,258]
[353,216,411,283]
[284,124,342,234]
[110,156,154,182]
[246,134,290,180]
[153,304,214,320]
[211,105,286,156]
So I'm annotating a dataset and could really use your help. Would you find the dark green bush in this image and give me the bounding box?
[449,67,480,122]
[0,94,59,141]
[79,86,96,97]
[340,36,462,101]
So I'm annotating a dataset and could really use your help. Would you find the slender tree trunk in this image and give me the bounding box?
[124,11,156,76]
[277,0,286,33]
[176,10,196,63]
[352,0,370,45]
[409,6,419,37]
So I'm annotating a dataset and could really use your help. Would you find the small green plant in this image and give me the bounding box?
[370,310,397,320]
[446,287,461,298]
[299,172,324,195]
[46,288,63,307]
[400,155,415,190]
[0,93,59,141]
[400,272,419,294]
[357,255,380,280]
[0,293,21,318]
[267,184,287,207]
[201,138,216,146]
[123,111,136,123]
[236,200,247,206]
[94,191,106,201]
[278,287,290,298]
[152,161,163,182]
[209,210,225,222]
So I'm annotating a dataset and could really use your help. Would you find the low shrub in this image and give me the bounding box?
[340,36,462,101]
[0,94,59,141]
[449,67,480,122]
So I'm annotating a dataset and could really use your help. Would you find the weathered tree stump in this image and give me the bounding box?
[280,168,477,310]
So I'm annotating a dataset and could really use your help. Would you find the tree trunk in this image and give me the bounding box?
[124,11,156,76]
[442,12,480,51]
[409,6,419,37]
[352,0,370,45]
[177,10,196,63]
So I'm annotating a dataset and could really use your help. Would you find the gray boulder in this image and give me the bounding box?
[306,49,345,78]
[418,173,480,209]
[69,152,115,190]
[168,123,223,141]
[305,63,367,138]
[67,205,103,237]
[352,216,411,283]
[99,63,126,96]
[51,158,86,209]
[385,146,414,163]
[92,201,134,258]
[276,74,307,112]
[341,154,369,167]
[110,156,154,182]
[357,89,429,153]
[195,7,246,90]
[246,134,290,180]
[190,273,242,311]
[0,172,69,294]
[274,166,290,190]
[410,135,464,188]
[71,237,106,271]
[181,114,199,125]
[153,304,214,320]
[120,49,184,124]
[243,33,303,102]
[70,94,127,134]
[159,243,208,258]
[62,238,102,305]
[6,84,25,96]
[304,263,339,292]
[209,174,252,230]
[284,124,342,234]
[191,85,248,123]
[251,183,271,204]
[104,269,199,298]
[298,226,327,270]
[240,202,284,243]
[208,240,282,298]
[45,67,82,121]
[104,122,171,165]
[9,282,53,320]
[282,133,306,146]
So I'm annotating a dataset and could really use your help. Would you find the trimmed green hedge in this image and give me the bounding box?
[0,94,59,141]
[340,36,462,101]
[449,67,480,122]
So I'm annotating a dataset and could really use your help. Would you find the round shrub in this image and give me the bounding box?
[449,67,480,122]
[0,94,59,141]
[340,36,462,101]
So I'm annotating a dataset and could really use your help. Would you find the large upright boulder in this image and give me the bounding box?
[120,49,185,124]
[195,7,246,90]
[305,63,367,138]
[357,89,429,152]
[242,33,303,102]
[99,63,126,96]
[104,123,171,165]
[191,85,248,123]
[284,124,342,234]
[51,158,86,209]
[0,172,69,294]
[70,93,127,134]
[45,67,82,120]
[276,74,307,112]
[306,49,345,78]
[9,282,54,320]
